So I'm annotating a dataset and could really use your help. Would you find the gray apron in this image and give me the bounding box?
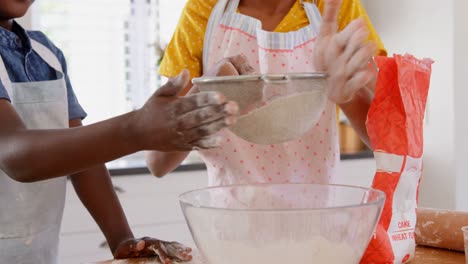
[0,39,69,264]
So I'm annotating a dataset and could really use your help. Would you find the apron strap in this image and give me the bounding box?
[0,39,64,98]
[202,0,324,72]
[203,0,231,73]
[301,0,323,35]
[225,0,240,13]
[30,39,64,74]
[0,55,13,96]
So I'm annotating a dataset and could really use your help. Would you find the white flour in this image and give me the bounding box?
[230,90,326,145]
[196,236,360,264]
[106,239,357,264]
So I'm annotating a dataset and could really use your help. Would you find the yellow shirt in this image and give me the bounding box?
[160,0,386,81]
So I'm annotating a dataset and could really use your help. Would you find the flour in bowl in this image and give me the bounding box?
[197,236,360,264]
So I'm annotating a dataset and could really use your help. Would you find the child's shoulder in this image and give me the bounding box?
[26,30,64,59]
[184,0,218,16]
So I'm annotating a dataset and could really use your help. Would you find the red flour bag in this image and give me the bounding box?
[360,54,433,264]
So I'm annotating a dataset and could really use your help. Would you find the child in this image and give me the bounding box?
[147,0,386,186]
[0,1,238,263]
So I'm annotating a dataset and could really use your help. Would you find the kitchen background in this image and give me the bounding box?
[16,0,468,263]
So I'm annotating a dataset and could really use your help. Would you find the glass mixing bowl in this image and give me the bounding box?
[179,183,385,264]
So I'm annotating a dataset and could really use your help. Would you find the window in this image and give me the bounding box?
[35,0,186,124]
[35,0,203,169]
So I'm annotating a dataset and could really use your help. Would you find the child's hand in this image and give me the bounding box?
[113,237,192,263]
[313,0,377,104]
[131,69,239,152]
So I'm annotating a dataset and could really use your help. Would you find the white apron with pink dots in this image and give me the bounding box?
[199,0,339,187]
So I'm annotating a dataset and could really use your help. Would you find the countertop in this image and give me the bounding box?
[60,163,378,264]
[107,151,374,176]
[92,246,466,264]
[414,246,465,263]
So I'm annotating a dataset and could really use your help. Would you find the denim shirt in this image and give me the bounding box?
[0,21,86,120]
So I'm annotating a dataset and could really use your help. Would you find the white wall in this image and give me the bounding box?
[15,4,36,29]
[363,0,467,210]
[454,0,468,211]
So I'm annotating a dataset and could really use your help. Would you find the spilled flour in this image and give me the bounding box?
[106,239,357,264]
[108,250,206,264]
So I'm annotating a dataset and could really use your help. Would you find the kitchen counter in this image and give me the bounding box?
[60,161,378,264]
[107,151,374,176]
[414,246,465,263]
[64,171,465,264]
[92,246,466,263]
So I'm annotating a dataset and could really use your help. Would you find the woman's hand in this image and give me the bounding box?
[313,0,377,104]
[113,237,192,263]
[187,54,256,95]
[204,54,256,77]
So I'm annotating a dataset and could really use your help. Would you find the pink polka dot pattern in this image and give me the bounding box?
[200,4,340,187]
